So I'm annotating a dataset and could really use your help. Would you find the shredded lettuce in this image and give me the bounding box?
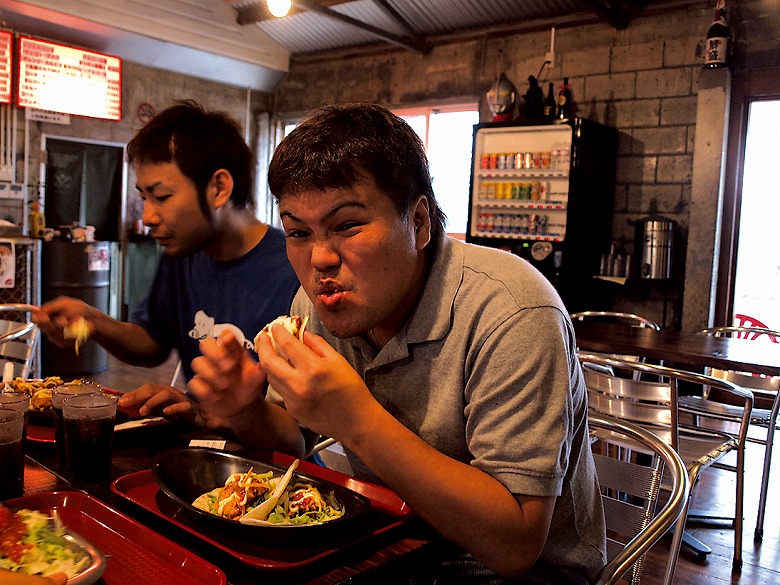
[0,509,91,577]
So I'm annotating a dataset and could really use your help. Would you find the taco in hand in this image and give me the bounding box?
[254,315,308,360]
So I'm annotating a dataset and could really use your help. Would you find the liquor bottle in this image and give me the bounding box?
[543,82,556,121]
[557,77,572,120]
[704,0,729,68]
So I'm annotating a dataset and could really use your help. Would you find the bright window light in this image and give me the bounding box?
[267,0,291,18]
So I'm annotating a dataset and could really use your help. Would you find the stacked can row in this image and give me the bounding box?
[480,151,550,170]
[476,212,549,235]
[478,180,546,200]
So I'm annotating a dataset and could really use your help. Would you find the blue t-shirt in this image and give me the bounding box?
[131,226,299,381]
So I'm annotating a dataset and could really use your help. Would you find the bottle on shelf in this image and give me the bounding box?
[29,201,46,238]
[557,77,572,120]
[703,0,729,68]
[543,82,556,121]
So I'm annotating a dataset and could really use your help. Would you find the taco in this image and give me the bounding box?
[192,459,299,522]
[254,315,309,360]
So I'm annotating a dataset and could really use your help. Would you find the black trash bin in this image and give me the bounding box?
[41,240,110,376]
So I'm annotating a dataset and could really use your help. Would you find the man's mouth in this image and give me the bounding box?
[316,281,348,308]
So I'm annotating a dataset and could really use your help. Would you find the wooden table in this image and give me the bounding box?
[18,423,441,585]
[573,321,780,377]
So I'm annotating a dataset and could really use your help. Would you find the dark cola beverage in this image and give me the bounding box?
[64,416,115,486]
[0,438,24,499]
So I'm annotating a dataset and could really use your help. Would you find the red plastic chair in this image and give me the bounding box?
[734,314,779,342]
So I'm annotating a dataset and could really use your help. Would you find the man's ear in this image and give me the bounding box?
[211,169,233,209]
[412,195,431,249]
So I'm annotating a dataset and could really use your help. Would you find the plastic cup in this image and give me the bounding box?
[0,408,25,499]
[0,392,29,449]
[62,394,117,487]
[52,383,103,469]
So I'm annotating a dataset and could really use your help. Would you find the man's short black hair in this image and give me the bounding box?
[127,99,255,213]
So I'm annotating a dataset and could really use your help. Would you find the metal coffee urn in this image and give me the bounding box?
[636,216,675,279]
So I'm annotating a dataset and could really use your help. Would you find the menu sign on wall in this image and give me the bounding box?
[0,31,12,104]
[17,36,121,121]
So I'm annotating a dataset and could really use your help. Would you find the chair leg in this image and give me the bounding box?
[664,493,691,585]
[755,410,780,541]
[733,437,745,573]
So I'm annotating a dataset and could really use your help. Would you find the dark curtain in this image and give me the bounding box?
[45,139,123,241]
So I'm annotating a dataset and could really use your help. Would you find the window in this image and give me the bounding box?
[396,104,479,236]
[272,103,480,236]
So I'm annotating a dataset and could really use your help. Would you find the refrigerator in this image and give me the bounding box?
[465,117,617,311]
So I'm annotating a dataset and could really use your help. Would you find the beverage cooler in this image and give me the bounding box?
[466,117,617,311]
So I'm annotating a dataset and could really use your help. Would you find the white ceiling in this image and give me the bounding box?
[0,0,290,91]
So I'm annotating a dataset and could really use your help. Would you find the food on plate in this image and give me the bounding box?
[29,389,53,411]
[0,505,91,578]
[2,377,99,412]
[3,377,63,412]
[192,460,345,525]
[254,315,309,359]
[62,318,90,356]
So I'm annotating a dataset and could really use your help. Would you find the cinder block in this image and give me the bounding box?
[631,126,688,155]
[637,68,693,98]
[611,41,664,72]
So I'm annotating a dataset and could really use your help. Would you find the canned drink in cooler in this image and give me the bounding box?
[497,153,507,169]
[488,153,498,169]
[514,153,525,169]
[480,154,489,169]
[528,214,539,233]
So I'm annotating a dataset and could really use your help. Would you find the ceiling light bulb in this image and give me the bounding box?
[267,0,291,18]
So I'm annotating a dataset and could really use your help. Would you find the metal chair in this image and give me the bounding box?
[579,353,753,584]
[571,311,661,380]
[677,325,780,541]
[589,413,689,585]
[0,303,40,379]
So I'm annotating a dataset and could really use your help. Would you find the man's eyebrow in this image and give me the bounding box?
[280,200,367,222]
[136,180,163,194]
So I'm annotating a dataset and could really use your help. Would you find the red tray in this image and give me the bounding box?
[111,452,414,572]
[5,491,226,585]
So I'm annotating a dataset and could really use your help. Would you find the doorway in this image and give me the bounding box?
[39,136,128,319]
[731,100,780,330]
[717,69,780,331]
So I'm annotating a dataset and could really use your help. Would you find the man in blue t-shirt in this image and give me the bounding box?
[33,101,299,425]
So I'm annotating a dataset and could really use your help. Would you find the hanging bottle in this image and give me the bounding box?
[557,77,572,120]
[543,82,556,121]
[703,0,729,68]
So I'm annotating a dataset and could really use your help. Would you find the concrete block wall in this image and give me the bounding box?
[275,3,724,328]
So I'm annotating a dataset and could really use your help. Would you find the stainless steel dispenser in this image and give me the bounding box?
[637,216,675,279]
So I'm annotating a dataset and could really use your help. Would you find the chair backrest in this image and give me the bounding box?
[698,326,780,403]
[570,311,661,331]
[589,413,690,585]
[733,313,774,334]
[579,353,753,452]
[0,303,40,380]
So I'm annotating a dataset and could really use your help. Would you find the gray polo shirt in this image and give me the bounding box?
[282,236,605,577]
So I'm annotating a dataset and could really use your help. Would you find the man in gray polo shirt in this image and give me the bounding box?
[190,103,605,583]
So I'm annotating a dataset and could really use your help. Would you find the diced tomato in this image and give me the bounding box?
[0,507,32,563]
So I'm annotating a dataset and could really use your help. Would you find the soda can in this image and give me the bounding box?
[541,151,550,168]
[497,153,507,169]
[514,153,525,169]
[524,152,533,169]
[528,214,539,233]
[480,154,489,169]
[488,153,498,169]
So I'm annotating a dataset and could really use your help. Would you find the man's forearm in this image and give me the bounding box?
[89,316,169,367]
